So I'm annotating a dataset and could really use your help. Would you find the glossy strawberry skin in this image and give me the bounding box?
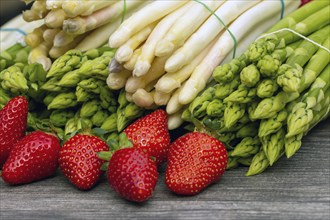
[59,134,109,190]
[124,109,170,165]
[1,131,61,185]
[0,96,28,168]
[107,148,158,202]
[165,132,228,195]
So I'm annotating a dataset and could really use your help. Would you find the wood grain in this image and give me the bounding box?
[1,119,329,220]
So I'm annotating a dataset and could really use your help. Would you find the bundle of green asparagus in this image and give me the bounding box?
[0,44,145,142]
[181,1,330,176]
[21,0,146,70]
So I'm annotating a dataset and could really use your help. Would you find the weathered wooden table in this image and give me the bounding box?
[1,119,329,220]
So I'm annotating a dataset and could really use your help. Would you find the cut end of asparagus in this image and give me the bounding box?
[132,89,154,108]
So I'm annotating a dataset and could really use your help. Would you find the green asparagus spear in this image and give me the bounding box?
[75,85,96,102]
[101,113,118,132]
[226,152,239,170]
[78,78,104,94]
[188,86,215,119]
[78,51,114,80]
[99,86,117,110]
[206,99,225,117]
[237,157,253,167]
[284,133,303,159]
[231,136,261,158]
[224,102,245,128]
[47,49,85,78]
[260,129,285,166]
[214,76,240,99]
[57,69,85,87]
[236,121,259,138]
[258,110,288,137]
[50,109,75,127]
[91,109,109,127]
[117,102,144,132]
[240,64,260,87]
[0,64,28,93]
[47,92,77,110]
[246,149,270,176]
[40,77,65,92]
[224,85,257,104]
[256,79,279,98]
[80,100,101,118]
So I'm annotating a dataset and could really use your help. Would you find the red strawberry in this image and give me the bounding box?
[59,134,109,190]
[165,132,228,195]
[0,96,28,168]
[107,148,158,202]
[1,131,61,185]
[124,109,170,165]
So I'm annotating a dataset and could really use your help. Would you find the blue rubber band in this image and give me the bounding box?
[0,28,27,36]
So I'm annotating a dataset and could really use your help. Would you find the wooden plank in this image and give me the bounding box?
[1,119,329,220]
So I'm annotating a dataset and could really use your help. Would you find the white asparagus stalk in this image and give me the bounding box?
[166,83,186,115]
[25,25,48,48]
[22,0,49,21]
[63,0,144,35]
[154,90,172,106]
[165,0,261,73]
[28,40,52,71]
[132,89,156,109]
[49,34,85,58]
[44,9,67,28]
[178,0,295,105]
[109,0,188,48]
[125,55,168,93]
[43,28,61,44]
[125,92,134,103]
[46,0,63,9]
[62,0,117,18]
[106,69,132,90]
[133,1,194,77]
[115,22,157,63]
[155,0,224,57]
[108,59,123,73]
[53,30,76,47]
[154,36,217,94]
[167,110,185,130]
[123,48,142,71]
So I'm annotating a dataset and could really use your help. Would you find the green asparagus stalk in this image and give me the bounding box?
[0,87,11,106]
[40,77,65,92]
[64,117,78,135]
[206,99,225,117]
[226,151,239,170]
[47,49,86,78]
[236,121,259,138]
[224,85,257,104]
[284,133,303,159]
[260,129,285,166]
[50,109,75,127]
[78,78,104,94]
[277,26,330,93]
[99,86,117,110]
[256,79,279,98]
[78,51,114,80]
[237,157,253,167]
[0,64,28,94]
[214,76,240,99]
[231,136,261,158]
[57,69,85,87]
[224,102,245,128]
[286,65,329,137]
[47,92,77,110]
[101,113,118,132]
[258,110,288,137]
[22,63,47,84]
[80,100,101,118]
[246,149,270,176]
[0,43,31,70]
[240,64,260,88]
[213,52,249,83]
[188,87,215,119]
[117,102,144,132]
[91,109,109,127]
[75,85,96,102]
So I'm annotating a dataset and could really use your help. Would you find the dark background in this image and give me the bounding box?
[0,0,30,26]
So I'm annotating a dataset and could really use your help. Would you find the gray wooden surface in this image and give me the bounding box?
[1,119,329,220]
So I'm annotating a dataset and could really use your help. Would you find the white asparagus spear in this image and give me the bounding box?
[62,0,117,17]
[125,55,168,93]
[28,41,52,71]
[106,68,132,90]
[44,9,67,28]
[167,110,185,130]
[154,36,217,94]
[46,0,64,9]
[109,0,188,48]
[155,0,224,57]
[179,0,295,105]
[43,28,61,44]
[123,48,142,71]
[132,1,194,77]
[164,0,261,73]
[154,90,172,106]
[115,22,157,63]
[166,82,187,115]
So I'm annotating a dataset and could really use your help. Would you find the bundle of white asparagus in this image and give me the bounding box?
[105,0,300,129]
[21,0,146,70]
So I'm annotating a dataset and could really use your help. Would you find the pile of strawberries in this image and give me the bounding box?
[0,96,228,202]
